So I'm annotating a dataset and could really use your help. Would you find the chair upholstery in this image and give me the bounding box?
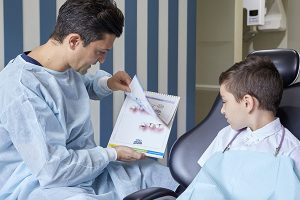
[277,82,300,139]
[123,48,300,200]
[169,94,226,188]
[248,48,299,88]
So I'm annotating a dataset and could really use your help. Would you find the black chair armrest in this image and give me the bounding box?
[123,187,178,200]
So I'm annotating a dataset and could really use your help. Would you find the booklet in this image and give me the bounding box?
[107,75,180,158]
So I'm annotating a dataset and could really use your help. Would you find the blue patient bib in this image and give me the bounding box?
[178,150,300,200]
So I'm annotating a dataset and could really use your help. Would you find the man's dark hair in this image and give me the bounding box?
[50,0,124,46]
[219,55,283,114]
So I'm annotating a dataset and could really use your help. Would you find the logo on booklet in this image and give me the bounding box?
[133,139,143,145]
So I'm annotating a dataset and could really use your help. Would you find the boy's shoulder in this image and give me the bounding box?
[282,127,300,149]
[216,125,240,143]
[218,125,243,136]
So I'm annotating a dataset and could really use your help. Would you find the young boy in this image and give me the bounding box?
[178,56,300,200]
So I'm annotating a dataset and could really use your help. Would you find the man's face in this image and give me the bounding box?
[220,84,248,130]
[70,33,116,74]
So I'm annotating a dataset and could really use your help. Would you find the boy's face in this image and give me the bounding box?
[68,33,116,74]
[220,84,248,130]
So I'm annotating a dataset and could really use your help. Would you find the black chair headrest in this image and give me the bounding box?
[248,49,300,88]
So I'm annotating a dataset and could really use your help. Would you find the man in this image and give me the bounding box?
[0,0,178,199]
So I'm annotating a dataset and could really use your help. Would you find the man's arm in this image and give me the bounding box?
[81,70,112,100]
[2,95,113,188]
[82,70,131,100]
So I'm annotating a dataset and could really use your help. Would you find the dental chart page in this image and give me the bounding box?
[108,76,180,158]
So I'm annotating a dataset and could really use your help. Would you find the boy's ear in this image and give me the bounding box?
[243,94,255,112]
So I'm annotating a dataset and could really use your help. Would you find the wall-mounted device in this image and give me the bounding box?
[243,0,266,26]
[258,0,286,31]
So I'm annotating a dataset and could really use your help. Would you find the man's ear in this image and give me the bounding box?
[243,94,255,112]
[67,34,81,50]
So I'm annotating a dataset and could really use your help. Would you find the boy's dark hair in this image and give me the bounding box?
[50,0,124,46]
[219,55,283,115]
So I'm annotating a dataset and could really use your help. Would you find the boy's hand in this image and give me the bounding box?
[107,71,131,92]
[114,146,146,161]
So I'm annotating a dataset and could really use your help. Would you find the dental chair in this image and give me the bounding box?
[124,48,300,200]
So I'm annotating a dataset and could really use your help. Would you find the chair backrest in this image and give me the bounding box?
[248,48,300,88]
[277,82,300,139]
[169,48,300,188]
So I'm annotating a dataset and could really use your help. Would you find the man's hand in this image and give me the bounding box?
[107,71,131,92]
[114,146,146,162]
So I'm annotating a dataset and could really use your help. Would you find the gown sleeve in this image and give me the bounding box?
[81,70,112,100]
[1,93,112,188]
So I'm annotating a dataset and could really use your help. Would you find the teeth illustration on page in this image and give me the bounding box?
[125,75,157,117]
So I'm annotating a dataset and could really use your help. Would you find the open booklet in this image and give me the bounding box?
[107,75,180,159]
